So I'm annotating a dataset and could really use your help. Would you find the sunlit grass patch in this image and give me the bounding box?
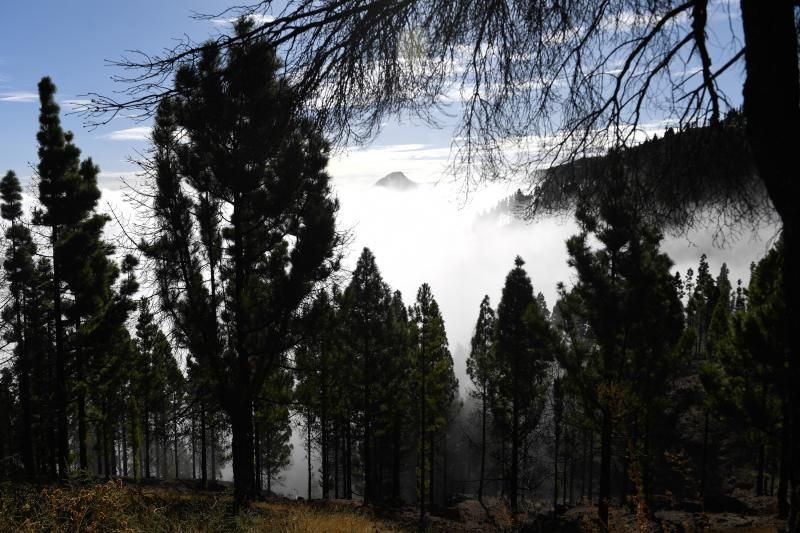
[248,500,401,532]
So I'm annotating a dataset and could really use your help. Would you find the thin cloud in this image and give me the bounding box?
[211,14,274,27]
[105,126,150,141]
[0,91,37,103]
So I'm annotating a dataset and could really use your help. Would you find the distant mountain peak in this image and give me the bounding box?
[374,171,418,191]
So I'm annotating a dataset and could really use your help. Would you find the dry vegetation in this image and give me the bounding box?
[0,481,787,532]
[0,480,400,532]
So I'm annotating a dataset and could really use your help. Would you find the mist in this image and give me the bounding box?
[270,144,775,498]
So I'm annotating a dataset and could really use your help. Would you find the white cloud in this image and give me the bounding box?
[98,170,146,191]
[0,91,37,103]
[105,126,150,141]
[211,13,274,27]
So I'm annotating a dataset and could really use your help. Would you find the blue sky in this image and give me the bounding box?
[0,1,232,183]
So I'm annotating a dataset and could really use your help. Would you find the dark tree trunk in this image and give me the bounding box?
[701,408,709,503]
[52,226,69,480]
[779,396,791,517]
[200,400,207,488]
[570,433,575,505]
[191,414,196,481]
[429,432,435,509]
[307,411,313,500]
[554,417,560,513]
[211,426,217,482]
[103,423,111,478]
[18,353,34,478]
[334,423,340,499]
[588,430,594,504]
[231,392,256,508]
[740,2,800,527]
[363,335,372,505]
[419,341,426,527]
[322,409,329,499]
[599,411,612,530]
[479,387,487,503]
[757,443,766,496]
[392,414,400,502]
[122,420,128,477]
[75,316,88,473]
[254,415,262,495]
[511,389,519,512]
[174,412,179,479]
[96,423,103,476]
[144,405,151,479]
[563,429,569,506]
[346,419,352,499]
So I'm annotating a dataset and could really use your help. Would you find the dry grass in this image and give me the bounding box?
[248,500,400,532]
[0,480,403,532]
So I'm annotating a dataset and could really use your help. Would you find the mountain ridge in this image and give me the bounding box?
[374,171,418,191]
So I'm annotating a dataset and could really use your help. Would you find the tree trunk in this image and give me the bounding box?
[200,400,207,488]
[96,423,103,476]
[307,411,313,500]
[779,396,791,517]
[570,434,575,505]
[51,225,69,479]
[419,340,426,527]
[599,411,612,530]
[480,388,487,503]
[701,408,709,503]
[346,419,353,499]
[740,2,800,528]
[144,405,151,479]
[132,404,141,481]
[757,443,765,496]
[563,428,569,506]
[554,416,560,513]
[334,423,340,499]
[174,411,179,480]
[18,352,35,478]
[211,425,217,482]
[122,420,128,478]
[191,414,196,481]
[254,415,262,496]
[429,431,435,509]
[322,409,329,499]
[363,336,371,505]
[103,422,112,479]
[588,430,594,504]
[511,390,519,512]
[231,392,256,508]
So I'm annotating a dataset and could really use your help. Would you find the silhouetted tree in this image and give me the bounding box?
[1,170,37,478]
[467,295,496,503]
[144,20,339,506]
[34,77,106,477]
[495,256,558,513]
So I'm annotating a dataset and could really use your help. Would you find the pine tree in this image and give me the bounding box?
[466,295,496,503]
[1,170,37,477]
[340,248,390,503]
[383,289,413,503]
[34,77,106,477]
[410,283,456,522]
[144,19,339,505]
[495,256,558,513]
[555,173,683,527]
